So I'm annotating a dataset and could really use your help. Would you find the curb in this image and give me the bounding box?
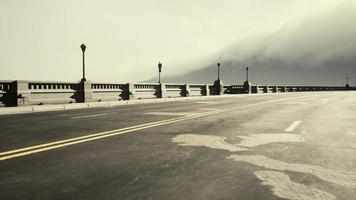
[0,92,335,116]
[0,95,218,115]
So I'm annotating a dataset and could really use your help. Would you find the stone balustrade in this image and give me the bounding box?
[0,80,353,107]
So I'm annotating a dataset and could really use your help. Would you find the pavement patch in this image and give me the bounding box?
[172,134,247,152]
[236,133,305,148]
[255,170,336,200]
[228,155,356,189]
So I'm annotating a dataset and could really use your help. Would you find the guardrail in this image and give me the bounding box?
[0,80,354,107]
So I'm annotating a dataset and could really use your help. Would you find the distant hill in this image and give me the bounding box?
[146,3,356,86]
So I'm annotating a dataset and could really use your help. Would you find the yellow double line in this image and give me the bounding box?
[0,110,222,161]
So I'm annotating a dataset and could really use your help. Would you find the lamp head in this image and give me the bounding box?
[158,62,162,72]
[80,44,86,52]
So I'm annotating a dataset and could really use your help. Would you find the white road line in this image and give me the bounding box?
[144,112,199,116]
[199,108,222,111]
[320,98,332,105]
[281,102,309,105]
[195,101,219,104]
[347,130,356,136]
[70,112,117,119]
[284,121,302,132]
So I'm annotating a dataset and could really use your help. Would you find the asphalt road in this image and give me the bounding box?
[1,92,356,200]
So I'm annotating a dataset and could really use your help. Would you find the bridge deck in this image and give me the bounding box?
[1,92,356,200]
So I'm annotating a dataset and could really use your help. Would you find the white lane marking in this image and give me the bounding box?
[227,155,356,189]
[195,101,219,104]
[199,108,222,111]
[172,134,247,152]
[347,130,356,136]
[284,121,302,132]
[70,112,117,119]
[255,171,336,200]
[144,112,199,116]
[320,98,332,104]
[281,102,309,105]
[237,134,304,148]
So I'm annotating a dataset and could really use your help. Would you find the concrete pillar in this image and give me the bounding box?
[183,84,190,97]
[243,81,251,94]
[79,81,93,103]
[204,84,210,96]
[265,86,269,93]
[159,83,167,98]
[213,80,224,95]
[346,84,350,90]
[274,86,278,93]
[283,86,287,92]
[126,83,136,100]
[16,80,30,106]
[255,85,259,94]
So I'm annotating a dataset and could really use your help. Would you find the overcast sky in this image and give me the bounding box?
[0,0,353,83]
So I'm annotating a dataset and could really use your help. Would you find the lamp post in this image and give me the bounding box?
[246,67,249,82]
[243,67,251,94]
[346,76,350,88]
[217,62,221,81]
[158,62,162,83]
[80,44,87,82]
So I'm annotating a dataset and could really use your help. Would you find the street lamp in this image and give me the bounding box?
[243,67,251,93]
[246,67,249,82]
[158,62,162,83]
[346,76,350,88]
[80,44,87,82]
[217,62,221,81]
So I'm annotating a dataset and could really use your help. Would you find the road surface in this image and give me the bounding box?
[1,92,356,200]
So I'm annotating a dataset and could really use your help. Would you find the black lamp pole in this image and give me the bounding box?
[246,67,249,82]
[80,44,87,82]
[158,62,162,83]
[217,62,221,80]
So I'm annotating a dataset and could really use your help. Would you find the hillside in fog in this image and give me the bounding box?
[148,3,355,86]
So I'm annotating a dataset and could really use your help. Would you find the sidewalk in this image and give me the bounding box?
[0,94,249,115]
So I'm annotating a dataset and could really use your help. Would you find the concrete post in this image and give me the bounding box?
[213,80,224,95]
[274,86,278,93]
[184,84,190,97]
[126,83,136,100]
[159,83,167,98]
[205,84,210,96]
[283,86,287,92]
[79,81,93,103]
[16,80,30,106]
[243,81,251,94]
[265,86,269,93]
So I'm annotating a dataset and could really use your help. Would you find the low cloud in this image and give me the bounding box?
[162,2,356,85]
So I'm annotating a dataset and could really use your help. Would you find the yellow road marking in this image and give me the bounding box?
[0,110,221,161]
[0,95,315,161]
[0,111,219,157]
